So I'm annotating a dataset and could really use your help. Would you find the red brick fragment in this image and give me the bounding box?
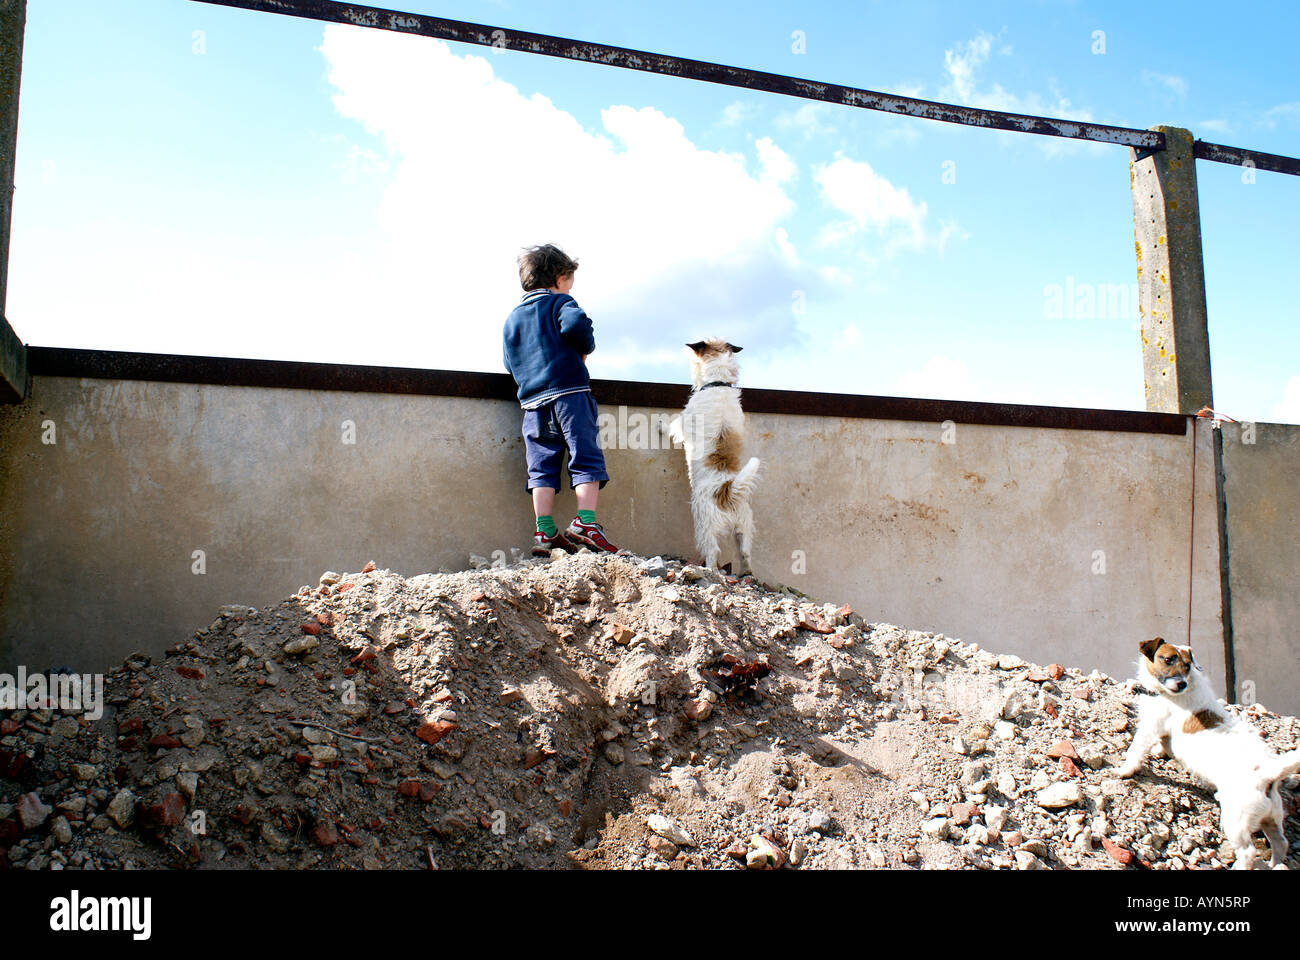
[1045,740,1080,761]
[138,792,186,829]
[1101,837,1134,866]
[312,822,338,847]
[416,721,457,745]
[176,666,204,680]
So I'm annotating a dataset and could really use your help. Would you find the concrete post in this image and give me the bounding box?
[1129,126,1212,414]
[0,0,26,403]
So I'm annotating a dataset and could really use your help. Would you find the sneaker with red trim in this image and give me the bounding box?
[566,517,619,553]
[532,529,580,557]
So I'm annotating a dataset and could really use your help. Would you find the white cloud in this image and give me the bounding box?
[318,25,807,370]
[814,154,929,252]
[1142,70,1188,99]
[774,101,837,139]
[719,100,758,127]
[1272,376,1300,424]
[1262,102,1300,128]
[940,30,1104,157]
[755,137,797,185]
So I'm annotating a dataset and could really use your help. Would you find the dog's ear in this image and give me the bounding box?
[685,341,708,355]
[726,343,743,353]
[1139,637,1164,661]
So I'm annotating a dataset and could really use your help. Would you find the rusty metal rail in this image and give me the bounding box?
[1192,140,1300,177]
[191,0,1166,149]
[188,0,1300,176]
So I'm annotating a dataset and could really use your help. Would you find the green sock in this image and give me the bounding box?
[536,515,557,537]
[577,509,596,525]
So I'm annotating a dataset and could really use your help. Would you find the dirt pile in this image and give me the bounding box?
[2,552,1297,870]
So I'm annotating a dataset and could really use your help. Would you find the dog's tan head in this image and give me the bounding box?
[686,338,742,389]
[1138,637,1197,695]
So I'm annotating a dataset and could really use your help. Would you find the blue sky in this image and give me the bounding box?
[8,0,1299,421]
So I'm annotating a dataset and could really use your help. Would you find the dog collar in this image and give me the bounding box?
[694,381,736,392]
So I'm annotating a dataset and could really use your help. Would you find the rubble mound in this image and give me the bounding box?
[2,553,1297,870]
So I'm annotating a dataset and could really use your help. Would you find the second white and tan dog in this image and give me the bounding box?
[668,338,761,575]
[1117,637,1300,869]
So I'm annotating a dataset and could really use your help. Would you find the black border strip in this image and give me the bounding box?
[26,346,1187,436]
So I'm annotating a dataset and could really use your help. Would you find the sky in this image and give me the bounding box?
[7,0,1300,422]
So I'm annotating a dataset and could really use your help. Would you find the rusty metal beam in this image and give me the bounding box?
[189,0,1167,150]
[1193,140,1300,177]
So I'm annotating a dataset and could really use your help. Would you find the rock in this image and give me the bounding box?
[72,763,98,782]
[1037,782,1083,809]
[50,816,73,845]
[647,814,694,847]
[807,809,833,833]
[648,835,679,859]
[984,805,1008,833]
[175,772,199,802]
[789,840,807,866]
[604,743,625,765]
[746,834,786,869]
[993,720,1017,741]
[499,687,524,706]
[921,817,951,840]
[683,698,713,722]
[995,771,1018,799]
[283,636,318,655]
[950,803,975,826]
[604,623,637,645]
[996,654,1025,670]
[865,845,887,868]
[1014,850,1043,870]
[16,793,52,832]
[319,571,341,585]
[638,556,668,579]
[106,789,137,829]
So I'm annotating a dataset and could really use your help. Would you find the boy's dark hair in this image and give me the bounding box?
[518,244,579,291]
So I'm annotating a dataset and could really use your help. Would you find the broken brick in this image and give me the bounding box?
[416,721,458,745]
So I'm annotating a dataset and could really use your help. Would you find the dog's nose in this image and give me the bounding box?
[1171,679,1187,692]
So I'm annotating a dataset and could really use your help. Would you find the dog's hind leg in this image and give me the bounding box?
[1262,790,1291,868]
[732,530,751,577]
[1219,798,1260,870]
[734,512,754,577]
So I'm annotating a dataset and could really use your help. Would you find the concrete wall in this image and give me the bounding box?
[1220,421,1300,715]
[3,373,1250,704]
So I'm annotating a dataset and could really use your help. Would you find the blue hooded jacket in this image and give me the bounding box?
[502,289,595,409]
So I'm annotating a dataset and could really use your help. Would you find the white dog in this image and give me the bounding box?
[1117,637,1300,869]
[667,338,761,575]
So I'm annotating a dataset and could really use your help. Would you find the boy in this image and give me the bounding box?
[503,244,619,557]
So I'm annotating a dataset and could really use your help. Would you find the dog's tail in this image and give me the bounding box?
[1258,749,1300,789]
[711,457,761,511]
